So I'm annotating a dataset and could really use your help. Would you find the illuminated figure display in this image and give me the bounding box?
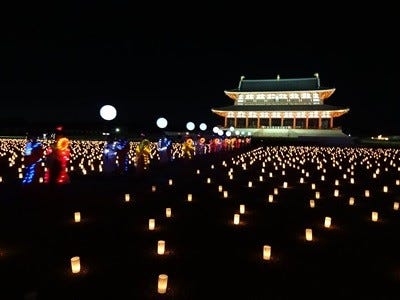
[157,136,172,163]
[103,139,119,174]
[195,136,207,155]
[182,138,195,159]
[22,135,44,184]
[116,138,130,174]
[135,138,151,174]
[44,128,71,184]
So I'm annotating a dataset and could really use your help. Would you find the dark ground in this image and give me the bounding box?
[1,146,400,299]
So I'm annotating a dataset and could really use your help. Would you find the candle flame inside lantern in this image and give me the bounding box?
[324,216,331,228]
[305,228,313,241]
[166,207,172,217]
[71,256,81,274]
[372,211,378,222]
[263,245,271,260]
[157,240,165,255]
[234,213,240,225]
[74,212,81,223]
[157,274,168,294]
[149,218,155,230]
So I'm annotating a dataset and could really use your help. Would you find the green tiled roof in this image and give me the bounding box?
[234,77,323,92]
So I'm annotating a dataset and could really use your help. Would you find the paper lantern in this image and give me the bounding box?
[157,240,165,255]
[349,197,355,206]
[315,191,320,199]
[152,185,157,192]
[263,245,271,260]
[166,208,172,218]
[71,256,81,274]
[383,186,388,193]
[259,176,264,182]
[218,185,223,192]
[234,213,240,225]
[248,181,253,188]
[124,193,130,202]
[268,194,273,203]
[157,274,168,294]
[371,211,378,222]
[305,228,313,241]
[365,190,370,197]
[324,216,331,228]
[283,182,288,188]
[74,212,81,223]
[311,183,316,190]
[223,191,228,198]
[334,189,339,197]
[168,179,173,186]
[207,177,211,184]
[299,177,304,183]
[274,188,278,195]
[394,202,399,211]
[187,194,192,202]
[239,204,245,214]
[309,199,315,208]
[149,218,155,230]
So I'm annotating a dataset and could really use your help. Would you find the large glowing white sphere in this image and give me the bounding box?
[100,105,117,121]
[199,123,207,131]
[217,129,224,136]
[186,122,195,131]
[156,117,168,129]
[212,126,219,133]
[226,130,232,137]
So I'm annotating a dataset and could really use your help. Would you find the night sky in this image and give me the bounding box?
[0,2,398,136]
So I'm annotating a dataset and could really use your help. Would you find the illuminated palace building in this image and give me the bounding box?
[211,74,350,138]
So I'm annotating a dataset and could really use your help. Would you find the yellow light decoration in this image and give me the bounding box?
[157,240,165,255]
[283,182,288,188]
[196,169,200,174]
[321,175,325,181]
[234,213,240,225]
[305,228,313,241]
[324,216,331,228]
[383,186,388,193]
[207,178,211,184]
[274,188,278,195]
[299,177,304,183]
[74,212,81,223]
[152,185,156,192]
[311,183,316,190]
[166,208,172,217]
[71,256,81,274]
[268,194,273,203]
[263,245,271,260]
[259,175,263,182]
[187,194,192,202]
[168,179,173,186]
[218,185,223,192]
[334,179,339,186]
[149,218,155,230]
[239,204,245,214]
[334,189,339,197]
[315,191,320,199]
[396,180,400,186]
[39,177,43,183]
[248,181,253,188]
[365,190,370,197]
[371,211,378,222]
[349,197,355,206]
[309,199,315,208]
[124,193,130,202]
[394,202,399,211]
[350,178,355,184]
[157,274,168,294]
[223,191,228,198]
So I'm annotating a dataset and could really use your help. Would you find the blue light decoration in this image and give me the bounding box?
[22,139,44,184]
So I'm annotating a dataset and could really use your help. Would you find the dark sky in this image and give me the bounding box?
[0,2,398,136]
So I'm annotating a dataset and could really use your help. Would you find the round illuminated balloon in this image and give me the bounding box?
[100,105,117,121]
[199,123,207,131]
[156,117,168,129]
[186,122,195,131]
